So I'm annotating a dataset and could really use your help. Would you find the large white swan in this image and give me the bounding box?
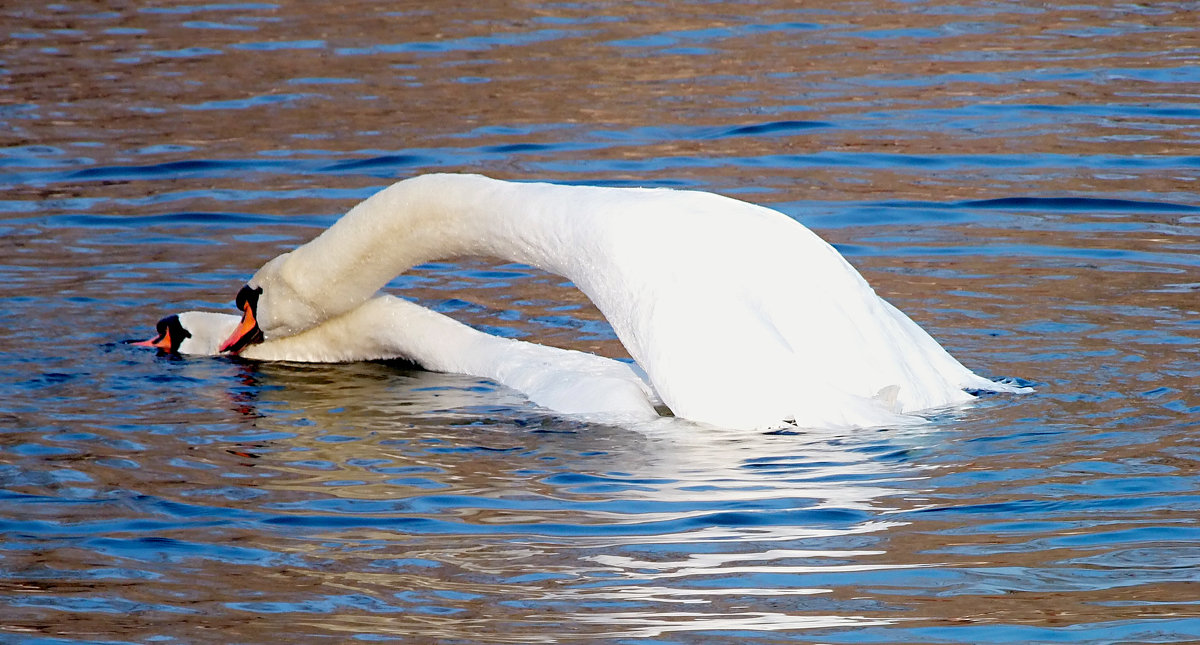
[219,174,1026,429]
[135,295,660,418]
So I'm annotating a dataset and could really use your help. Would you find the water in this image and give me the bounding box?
[3,1,1199,642]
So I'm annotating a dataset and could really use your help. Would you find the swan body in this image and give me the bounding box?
[145,295,659,418]
[229,174,1025,429]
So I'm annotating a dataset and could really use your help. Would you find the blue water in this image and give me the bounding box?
[2,2,1199,642]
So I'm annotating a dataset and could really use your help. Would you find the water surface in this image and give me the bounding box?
[3,1,1199,643]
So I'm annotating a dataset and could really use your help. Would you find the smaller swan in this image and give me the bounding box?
[134,295,660,418]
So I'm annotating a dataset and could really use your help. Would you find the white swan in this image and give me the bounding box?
[135,295,660,418]
[219,174,1026,429]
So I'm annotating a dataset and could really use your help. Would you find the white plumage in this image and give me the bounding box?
[229,174,1025,429]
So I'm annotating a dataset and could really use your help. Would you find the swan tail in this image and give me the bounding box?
[962,373,1034,395]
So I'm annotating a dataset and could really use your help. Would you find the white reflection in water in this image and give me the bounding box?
[571,611,905,638]
[225,360,937,503]
[163,351,944,640]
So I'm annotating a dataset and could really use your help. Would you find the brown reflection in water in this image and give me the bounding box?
[858,401,1200,627]
[6,0,1198,203]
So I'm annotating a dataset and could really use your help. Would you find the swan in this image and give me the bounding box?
[134,295,660,418]
[219,173,1026,429]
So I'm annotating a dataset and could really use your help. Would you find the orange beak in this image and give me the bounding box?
[132,329,173,351]
[220,285,265,354]
[219,298,262,354]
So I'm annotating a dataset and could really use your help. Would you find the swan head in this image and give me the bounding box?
[133,311,240,355]
[132,314,191,353]
[219,252,328,353]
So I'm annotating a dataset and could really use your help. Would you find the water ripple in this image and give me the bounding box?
[3,1,1200,642]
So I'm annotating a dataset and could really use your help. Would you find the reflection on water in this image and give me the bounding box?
[3,0,1200,643]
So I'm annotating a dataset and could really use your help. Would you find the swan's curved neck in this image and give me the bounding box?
[262,174,592,337]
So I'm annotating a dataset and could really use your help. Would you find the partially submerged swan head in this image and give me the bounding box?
[133,311,239,355]
[131,313,191,353]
